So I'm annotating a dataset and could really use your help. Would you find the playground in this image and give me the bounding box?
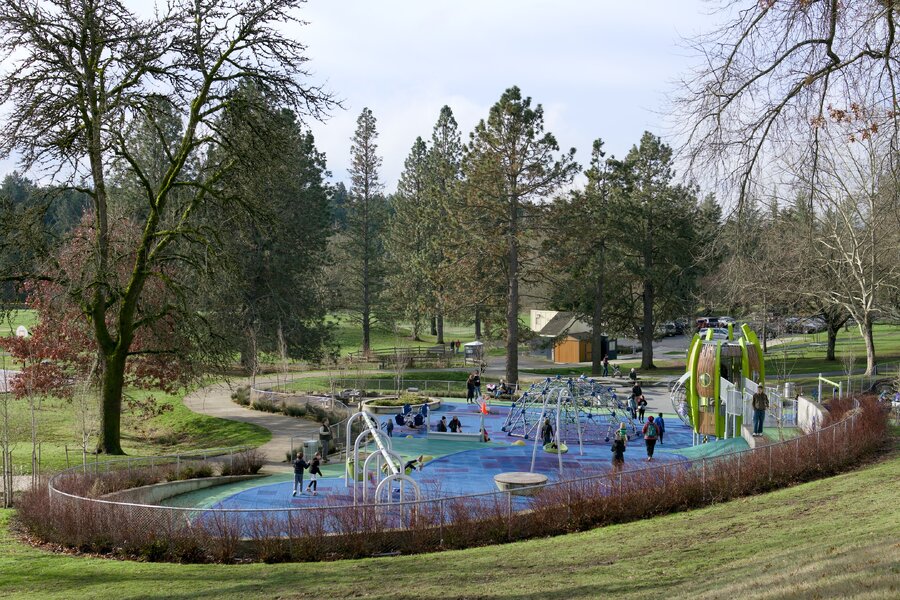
[162,378,738,516]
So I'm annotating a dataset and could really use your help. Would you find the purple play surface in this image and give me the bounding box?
[209,401,695,511]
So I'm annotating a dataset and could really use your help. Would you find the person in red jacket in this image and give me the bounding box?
[642,415,660,462]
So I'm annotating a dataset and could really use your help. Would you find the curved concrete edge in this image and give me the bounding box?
[797,396,830,433]
[101,474,266,505]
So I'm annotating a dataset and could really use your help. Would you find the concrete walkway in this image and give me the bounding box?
[183,377,322,473]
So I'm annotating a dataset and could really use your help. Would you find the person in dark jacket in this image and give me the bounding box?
[292,451,309,497]
[449,416,462,433]
[466,373,476,404]
[472,372,482,400]
[306,453,323,495]
[437,416,448,432]
[656,413,666,445]
[540,417,554,445]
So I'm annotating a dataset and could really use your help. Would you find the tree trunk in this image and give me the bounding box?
[362,250,371,352]
[641,279,655,369]
[474,306,481,340]
[99,350,127,455]
[861,314,876,376]
[826,324,838,361]
[430,317,437,336]
[437,313,444,344]
[591,272,604,376]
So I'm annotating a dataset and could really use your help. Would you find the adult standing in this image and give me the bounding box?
[602,355,610,377]
[631,382,643,420]
[292,451,309,497]
[318,419,333,463]
[751,384,769,437]
[466,372,476,404]
[385,418,394,438]
[655,413,666,445]
[642,416,659,462]
[637,396,648,422]
[473,370,482,400]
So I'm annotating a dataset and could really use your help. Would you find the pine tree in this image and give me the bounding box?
[463,87,578,383]
[341,108,388,353]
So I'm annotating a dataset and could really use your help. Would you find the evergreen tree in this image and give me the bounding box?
[463,87,578,383]
[202,85,332,372]
[339,108,388,353]
[384,137,430,340]
[605,132,701,369]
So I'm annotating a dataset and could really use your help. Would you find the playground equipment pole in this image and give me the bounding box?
[555,388,564,476]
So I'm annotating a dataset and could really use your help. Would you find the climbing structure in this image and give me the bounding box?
[501,376,640,446]
[671,322,765,440]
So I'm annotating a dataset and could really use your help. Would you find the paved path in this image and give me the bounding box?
[183,377,322,473]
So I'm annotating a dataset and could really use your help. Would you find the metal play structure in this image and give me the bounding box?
[670,323,765,443]
[344,411,421,505]
[501,376,640,470]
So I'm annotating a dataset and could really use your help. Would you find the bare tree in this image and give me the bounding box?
[0,0,335,453]
[792,111,900,375]
[679,1,900,206]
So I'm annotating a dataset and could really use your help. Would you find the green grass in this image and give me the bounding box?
[2,386,270,475]
[0,309,38,336]
[327,312,478,356]
[1,433,897,599]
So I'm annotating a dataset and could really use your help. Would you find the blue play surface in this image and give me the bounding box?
[168,401,718,514]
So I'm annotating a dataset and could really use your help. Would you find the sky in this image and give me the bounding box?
[297,0,719,192]
[0,0,723,193]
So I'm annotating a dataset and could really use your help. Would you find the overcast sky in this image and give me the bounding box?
[0,1,723,192]
[299,0,718,192]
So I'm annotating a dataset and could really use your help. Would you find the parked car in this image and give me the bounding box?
[698,327,729,340]
[786,317,827,334]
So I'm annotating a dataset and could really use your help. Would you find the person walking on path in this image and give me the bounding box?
[637,396,647,422]
[540,417,554,446]
[385,419,394,438]
[466,373,476,404]
[602,355,610,377]
[306,452,322,495]
[642,416,659,462]
[611,422,627,471]
[292,451,309,497]
[473,371,482,400]
[656,413,666,445]
[752,385,769,437]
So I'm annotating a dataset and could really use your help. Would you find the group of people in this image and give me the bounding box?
[292,450,324,496]
[629,381,648,421]
[611,412,666,469]
[436,415,463,432]
[447,340,463,353]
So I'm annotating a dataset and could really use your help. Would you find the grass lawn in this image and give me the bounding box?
[0,309,38,336]
[327,312,479,356]
[0,432,897,599]
[3,386,270,475]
